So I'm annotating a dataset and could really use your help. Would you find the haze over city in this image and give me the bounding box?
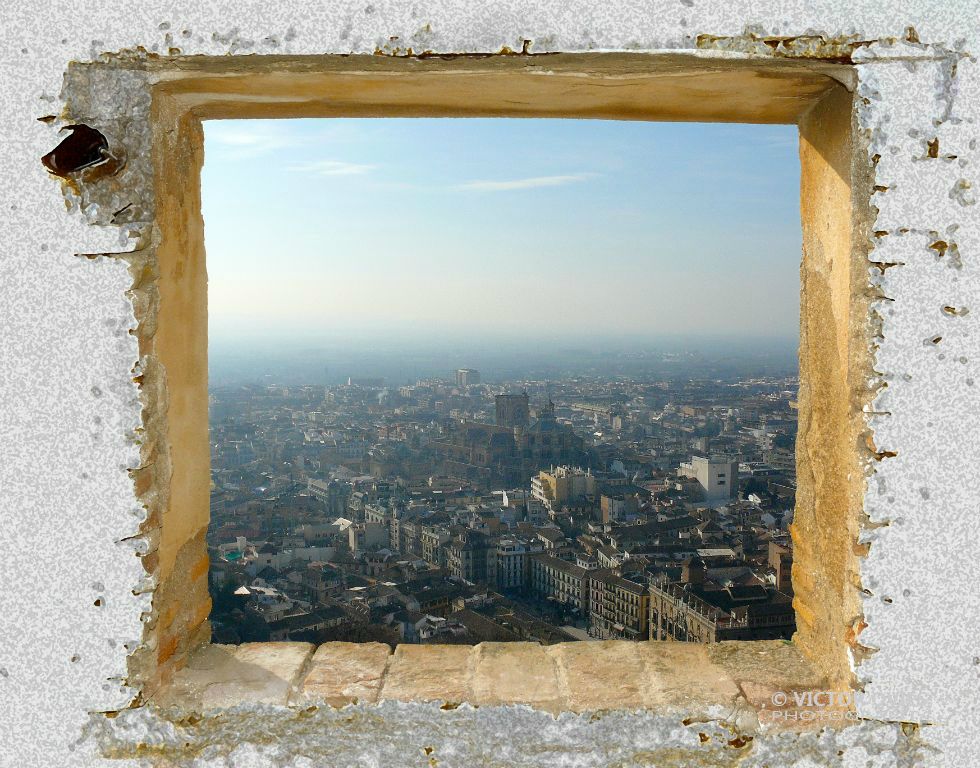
[202,117,802,386]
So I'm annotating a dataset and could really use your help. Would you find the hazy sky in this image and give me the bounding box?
[202,118,801,347]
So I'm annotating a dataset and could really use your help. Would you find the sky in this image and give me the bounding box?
[201,118,801,350]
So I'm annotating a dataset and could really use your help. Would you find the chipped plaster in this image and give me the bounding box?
[1,1,978,766]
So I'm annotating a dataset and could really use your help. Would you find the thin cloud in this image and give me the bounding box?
[290,160,376,176]
[456,173,594,191]
[205,124,297,158]
[205,122,375,161]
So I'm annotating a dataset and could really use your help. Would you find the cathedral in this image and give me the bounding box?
[432,396,589,489]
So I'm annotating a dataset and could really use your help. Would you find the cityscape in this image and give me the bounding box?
[203,117,801,649]
[207,360,798,647]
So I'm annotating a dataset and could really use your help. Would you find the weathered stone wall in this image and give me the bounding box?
[1,2,977,766]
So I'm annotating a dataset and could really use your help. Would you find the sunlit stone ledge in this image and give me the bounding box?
[150,639,838,733]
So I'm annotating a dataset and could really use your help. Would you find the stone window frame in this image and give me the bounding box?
[59,50,875,720]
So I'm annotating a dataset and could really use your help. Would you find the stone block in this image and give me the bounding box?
[548,641,655,712]
[153,642,314,712]
[295,642,391,707]
[379,643,473,704]
[634,642,741,716]
[470,642,562,712]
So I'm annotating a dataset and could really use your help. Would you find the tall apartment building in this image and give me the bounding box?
[529,553,590,612]
[495,537,536,590]
[419,525,451,568]
[531,465,596,510]
[399,519,422,559]
[455,368,481,387]
[447,530,496,585]
[588,570,650,640]
[677,455,739,503]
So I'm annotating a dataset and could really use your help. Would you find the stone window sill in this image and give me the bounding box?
[150,640,841,733]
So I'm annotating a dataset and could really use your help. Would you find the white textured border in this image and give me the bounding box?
[1,2,977,766]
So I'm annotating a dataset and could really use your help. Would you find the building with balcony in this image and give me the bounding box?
[647,573,795,643]
[529,553,589,611]
[588,569,649,640]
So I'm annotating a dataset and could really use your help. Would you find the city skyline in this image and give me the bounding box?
[202,117,802,348]
[208,365,799,647]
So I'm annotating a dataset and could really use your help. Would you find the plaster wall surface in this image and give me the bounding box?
[0,1,978,766]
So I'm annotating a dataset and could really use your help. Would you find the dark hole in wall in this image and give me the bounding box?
[41,124,110,177]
